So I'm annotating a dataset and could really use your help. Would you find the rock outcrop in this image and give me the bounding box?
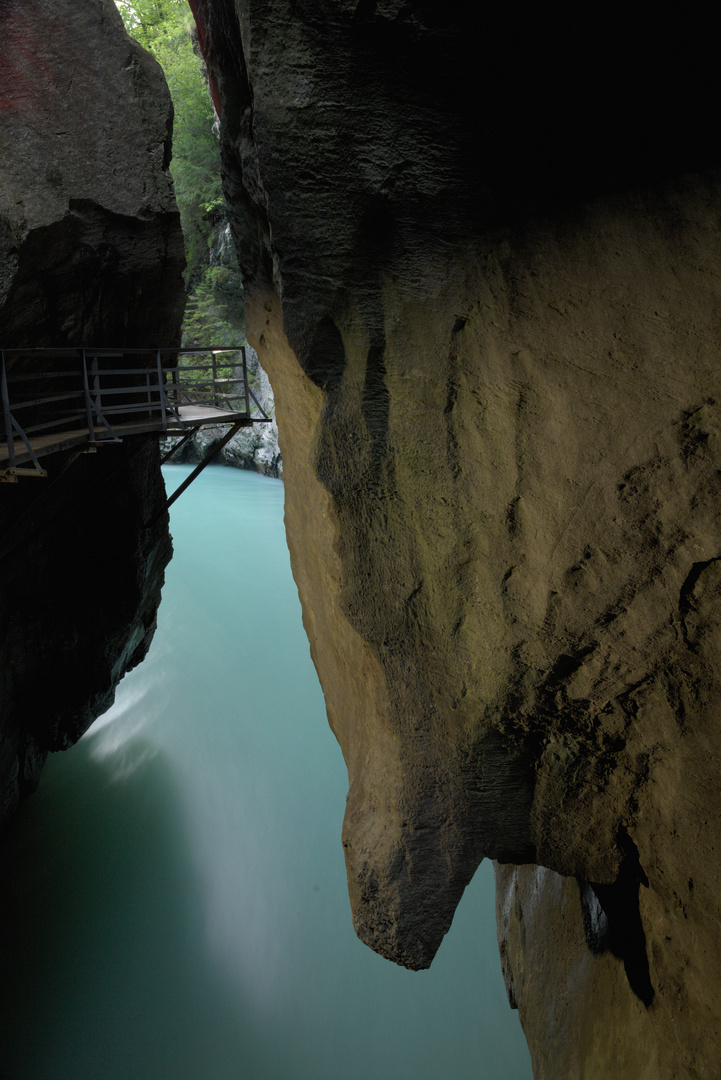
[0,0,185,821]
[195,4,721,1075]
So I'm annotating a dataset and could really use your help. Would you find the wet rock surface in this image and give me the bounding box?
[0,0,184,821]
[0,440,173,817]
[185,4,721,1074]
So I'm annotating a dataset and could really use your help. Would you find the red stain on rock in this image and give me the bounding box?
[0,1,55,114]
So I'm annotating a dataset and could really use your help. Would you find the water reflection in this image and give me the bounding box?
[0,467,532,1080]
[0,732,276,1080]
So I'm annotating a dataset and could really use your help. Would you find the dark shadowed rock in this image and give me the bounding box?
[0,0,185,820]
[0,0,185,347]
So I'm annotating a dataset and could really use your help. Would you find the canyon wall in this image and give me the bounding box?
[0,0,185,821]
[199,4,721,1075]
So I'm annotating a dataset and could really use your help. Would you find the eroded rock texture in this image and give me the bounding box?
[0,0,185,821]
[197,4,721,1074]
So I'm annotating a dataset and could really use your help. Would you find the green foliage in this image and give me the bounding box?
[183,267,244,348]
[115,0,230,309]
[115,0,182,47]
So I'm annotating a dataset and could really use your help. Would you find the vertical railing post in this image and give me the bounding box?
[156,349,167,428]
[92,354,101,421]
[211,349,218,408]
[1,350,16,467]
[241,345,249,418]
[82,348,95,442]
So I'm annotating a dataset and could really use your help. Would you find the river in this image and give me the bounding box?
[1,465,532,1080]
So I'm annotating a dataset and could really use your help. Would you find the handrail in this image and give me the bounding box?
[1,351,46,473]
[0,346,270,478]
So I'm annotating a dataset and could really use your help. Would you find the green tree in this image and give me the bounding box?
[117,0,223,280]
[115,0,179,46]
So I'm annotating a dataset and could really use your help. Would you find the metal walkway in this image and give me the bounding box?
[0,347,269,482]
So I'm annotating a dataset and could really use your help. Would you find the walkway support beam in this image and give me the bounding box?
[163,420,245,512]
[0,346,269,473]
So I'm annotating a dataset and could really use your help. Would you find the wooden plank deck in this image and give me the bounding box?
[0,405,251,468]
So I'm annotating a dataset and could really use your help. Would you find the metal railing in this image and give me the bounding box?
[0,347,269,475]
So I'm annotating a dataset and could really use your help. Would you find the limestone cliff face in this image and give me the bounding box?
[0,0,185,821]
[197,4,721,1074]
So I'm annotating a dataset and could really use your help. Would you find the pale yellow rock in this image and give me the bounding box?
[196,0,721,1067]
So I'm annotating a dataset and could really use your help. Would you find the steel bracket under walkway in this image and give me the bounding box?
[0,347,270,483]
[0,466,49,483]
[159,420,247,514]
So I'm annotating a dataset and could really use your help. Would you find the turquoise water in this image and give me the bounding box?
[1,465,532,1080]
